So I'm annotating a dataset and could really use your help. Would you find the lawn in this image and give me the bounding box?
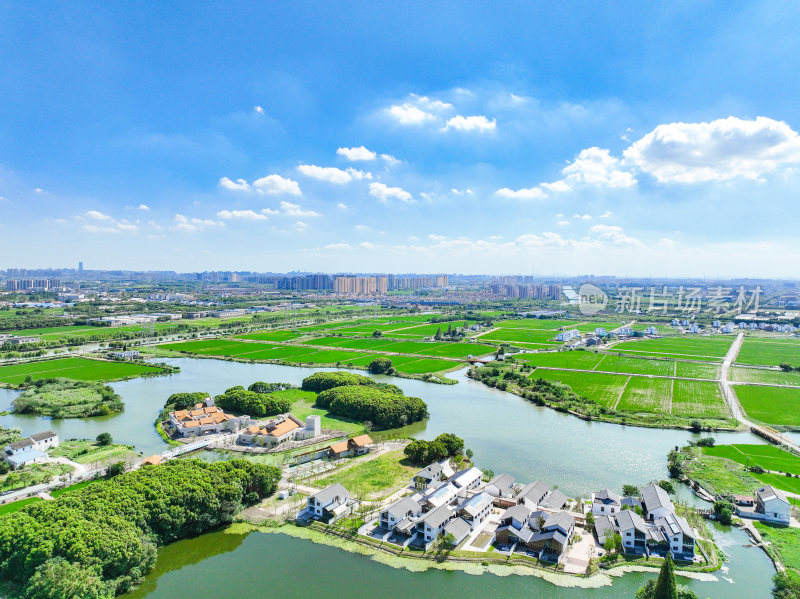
[730,366,800,386]
[315,449,416,499]
[611,336,734,360]
[702,444,800,475]
[393,357,459,374]
[0,497,43,516]
[734,385,800,426]
[0,358,166,385]
[753,522,800,574]
[49,439,139,465]
[671,380,728,419]
[616,377,672,413]
[530,369,628,408]
[736,338,800,367]
[283,350,372,365]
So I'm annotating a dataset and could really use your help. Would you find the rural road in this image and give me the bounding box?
[721,332,800,453]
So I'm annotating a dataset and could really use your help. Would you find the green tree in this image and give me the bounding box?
[713,500,734,525]
[95,432,113,446]
[622,484,640,497]
[404,440,429,464]
[106,461,125,477]
[425,441,448,463]
[434,433,464,457]
[372,330,383,338]
[22,558,112,599]
[367,357,392,374]
[657,480,675,495]
[652,553,678,599]
[772,571,800,599]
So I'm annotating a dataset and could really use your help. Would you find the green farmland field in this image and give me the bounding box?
[593,354,675,376]
[611,335,734,360]
[675,362,720,380]
[236,330,304,342]
[752,472,800,495]
[671,380,728,419]
[616,377,671,413]
[734,385,800,426]
[0,358,166,385]
[516,351,605,370]
[479,328,560,345]
[730,366,800,386]
[702,444,800,475]
[736,338,800,367]
[531,370,628,408]
[495,319,583,330]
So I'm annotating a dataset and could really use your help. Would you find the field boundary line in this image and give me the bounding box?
[592,354,607,371]
[668,378,674,414]
[612,376,631,410]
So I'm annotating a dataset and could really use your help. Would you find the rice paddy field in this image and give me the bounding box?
[515,350,606,370]
[701,444,800,475]
[478,328,560,345]
[610,335,734,361]
[531,369,628,408]
[616,376,671,412]
[236,330,304,342]
[0,357,166,385]
[671,380,728,419]
[493,318,585,330]
[675,362,720,379]
[734,385,800,427]
[592,354,676,376]
[158,338,460,374]
[735,337,800,367]
[299,336,495,359]
[730,366,800,386]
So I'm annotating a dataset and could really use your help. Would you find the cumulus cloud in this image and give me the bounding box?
[85,210,113,221]
[590,224,643,247]
[443,115,496,132]
[172,214,225,232]
[337,203,348,210]
[495,187,547,200]
[337,146,377,161]
[279,201,320,217]
[254,105,264,114]
[386,103,437,125]
[136,204,150,211]
[369,182,413,202]
[540,180,571,193]
[623,116,800,183]
[217,209,268,221]
[252,174,302,195]
[219,177,251,191]
[297,164,372,183]
[561,147,637,188]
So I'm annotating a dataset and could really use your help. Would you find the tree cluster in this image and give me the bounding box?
[315,385,428,430]
[367,357,393,374]
[0,459,280,598]
[247,381,294,394]
[214,386,292,418]
[301,371,377,393]
[12,379,123,418]
[403,433,465,465]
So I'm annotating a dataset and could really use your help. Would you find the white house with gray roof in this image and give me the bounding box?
[641,483,674,522]
[307,483,352,523]
[486,473,517,498]
[450,466,482,490]
[591,489,622,516]
[457,492,493,526]
[443,517,472,546]
[754,485,791,524]
[418,504,455,545]
[516,479,550,508]
[380,497,423,535]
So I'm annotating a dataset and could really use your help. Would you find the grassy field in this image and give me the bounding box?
[0,462,73,492]
[49,439,139,465]
[514,350,605,369]
[730,366,800,386]
[494,319,583,330]
[753,522,800,575]
[50,479,101,498]
[593,354,676,376]
[734,385,800,426]
[315,449,416,499]
[753,472,800,495]
[611,335,734,360]
[0,497,43,516]
[675,362,720,379]
[479,328,560,345]
[236,330,304,342]
[531,369,628,408]
[683,450,762,496]
[515,351,718,379]
[0,358,166,385]
[702,444,800,475]
[616,377,672,412]
[736,338,800,367]
[671,380,728,419]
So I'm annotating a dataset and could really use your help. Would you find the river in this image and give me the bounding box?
[0,358,778,597]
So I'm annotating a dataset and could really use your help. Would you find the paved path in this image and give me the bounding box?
[721,332,800,453]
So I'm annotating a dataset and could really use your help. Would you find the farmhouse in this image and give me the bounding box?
[4,431,59,466]
[735,485,792,525]
[237,414,321,448]
[591,489,622,516]
[306,483,352,523]
[327,434,375,458]
[413,461,454,490]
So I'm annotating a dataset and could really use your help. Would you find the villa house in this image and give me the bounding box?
[380,497,423,536]
[417,504,455,545]
[486,473,517,499]
[170,404,248,437]
[542,488,568,510]
[442,517,472,546]
[450,466,483,490]
[753,485,791,524]
[457,492,493,527]
[421,482,461,510]
[653,512,696,559]
[237,414,321,448]
[413,461,454,490]
[592,489,622,517]
[641,483,674,522]
[516,479,550,508]
[529,511,575,560]
[594,514,617,545]
[616,508,648,554]
[495,504,574,560]
[307,483,352,523]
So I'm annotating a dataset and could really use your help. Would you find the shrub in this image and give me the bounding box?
[301,371,377,393]
[214,386,292,417]
[315,385,428,430]
[96,433,113,446]
[367,357,392,374]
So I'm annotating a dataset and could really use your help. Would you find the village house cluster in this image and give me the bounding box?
[168,398,249,437]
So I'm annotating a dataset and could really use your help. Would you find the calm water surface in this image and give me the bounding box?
[0,358,777,597]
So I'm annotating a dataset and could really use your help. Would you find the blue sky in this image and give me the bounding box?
[1,1,799,276]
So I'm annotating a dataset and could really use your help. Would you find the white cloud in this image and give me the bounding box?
[495,187,547,200]
[252,174,302,196]
[590,224,643,247]
[369,182,413,203]
[136,204,150,211]
[561,147,637,188]
[337,146,377,161]
[219,177,251,191]
[540,180,571,193]
[337,203,348,210]
[572,214,592,220]
[354,224,371,231]
[380,153,400,165]
[34,188,43,193]
[386,103,436,125]
[172,214,225,232]
[557,220,570,226]
[412,95,454,112]
[254,105,264,114]
[623,116,800,183]
[443,115,496,133]
[600,210,613,218]
[280,201,321,217]
[217,209,268,221]
[85,210,113,221]
[296,164,372,183]
[295,220,308,230]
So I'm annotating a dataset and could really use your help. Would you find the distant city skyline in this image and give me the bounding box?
[1,2,799,276]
